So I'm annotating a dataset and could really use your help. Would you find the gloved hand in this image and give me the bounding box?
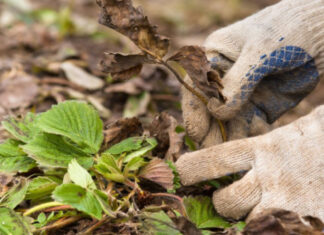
[176,105,324,221]
[183,0,324,146]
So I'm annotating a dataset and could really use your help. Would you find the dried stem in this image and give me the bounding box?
[138,46,227,141]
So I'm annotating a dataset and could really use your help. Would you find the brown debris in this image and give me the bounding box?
[100,53,149,81]
[103,117,143,147]
[243,209,324,235]
[149,112,183,161]
[168,46,224,100]
[96,0,169,58]
[0,71,39,110]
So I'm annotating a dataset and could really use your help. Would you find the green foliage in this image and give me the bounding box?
[52,184,103,219]
[26,177,59,201]
[166,161,181,193]
[22,133,93,168]
[0,139,36,173]
[2,113,40,143]
[0,178,29,209]
[68,159,96,189]
[106,137,144,155]
[142,211,182,235]
[183,196,231,229]
[0,207,32,235]
[37,101,103,154]
[95,153,125,183]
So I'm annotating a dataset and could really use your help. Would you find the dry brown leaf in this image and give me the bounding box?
[149,112,183,161]
[96,0,169,58]
[0,173,14,197]
[0,71,39,110]
[61,62,105,90]
[168,46,224,100]
[243,209,324,235]
[105,77,152,95]
[139,158,174,190]
[100,53,149,81]
[103,117,143,146]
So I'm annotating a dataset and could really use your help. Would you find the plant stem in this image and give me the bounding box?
[36,216,82,232]
[161,61,227,142]
[23,201,65,216]
[139,46,227,141]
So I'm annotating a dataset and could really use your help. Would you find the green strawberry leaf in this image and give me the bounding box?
[0,178,29,209]
[52,183,102,219]
[123,137,157,163]
[68,159,96,190]
[166,161,181,193]
[183,196,230,229]
[0,139,36,173]
[142,211,182,235]
[22,133,93,168]
[94,153,125,183]
[37,101,104,154]
[106,137,144,155]
[0,207,32,235]
[1,112,40,143]
[26,176,59,201]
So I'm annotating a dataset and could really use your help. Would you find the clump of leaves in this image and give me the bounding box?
[0,101,245,234]
[96,0,227,141]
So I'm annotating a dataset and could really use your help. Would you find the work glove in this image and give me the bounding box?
[176,105,324,221]
[183,0,324,146]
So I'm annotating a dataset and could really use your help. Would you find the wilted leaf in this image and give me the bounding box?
[100,53,148,81]
[0,207,32,235]
[0,178,28,209]
[0,139,36,173]
[103,117,143,146]
[0,173,13,197]
[0,72,38,110]
[139,158,174,190]
[243,209,324,235]
[97,0,169,58]
[61,62,104,90]
[2,113,40,143]
[105,77,152,95]
[52,183,102,220]
[37,101,104,154]
[149,112,183,161]
[183,196,230,229]
[168,46,224,99]
[141,211,182,235]
[68,159,96,190]
[22,133,93,168]
[26,176,59,201]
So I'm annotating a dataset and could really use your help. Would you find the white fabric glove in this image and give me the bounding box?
[176,105,324,221]
[183,0,324,146]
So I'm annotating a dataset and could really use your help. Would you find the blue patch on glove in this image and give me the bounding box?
[238,46,319,123]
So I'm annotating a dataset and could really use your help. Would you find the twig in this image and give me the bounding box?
[36,216,82,232]
[83,215,109,234]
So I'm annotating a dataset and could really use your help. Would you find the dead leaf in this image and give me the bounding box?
[103,117,143,146]
[61,62,105,90]
[96,0,169,58]
[105,77,152,95]
[168,46,224,100]
[139,158,174,190]
[243,209,324,235]
[0,71,39,110]
[149,112,183,161]
[100,53,149,81]
[0,173,14,197]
